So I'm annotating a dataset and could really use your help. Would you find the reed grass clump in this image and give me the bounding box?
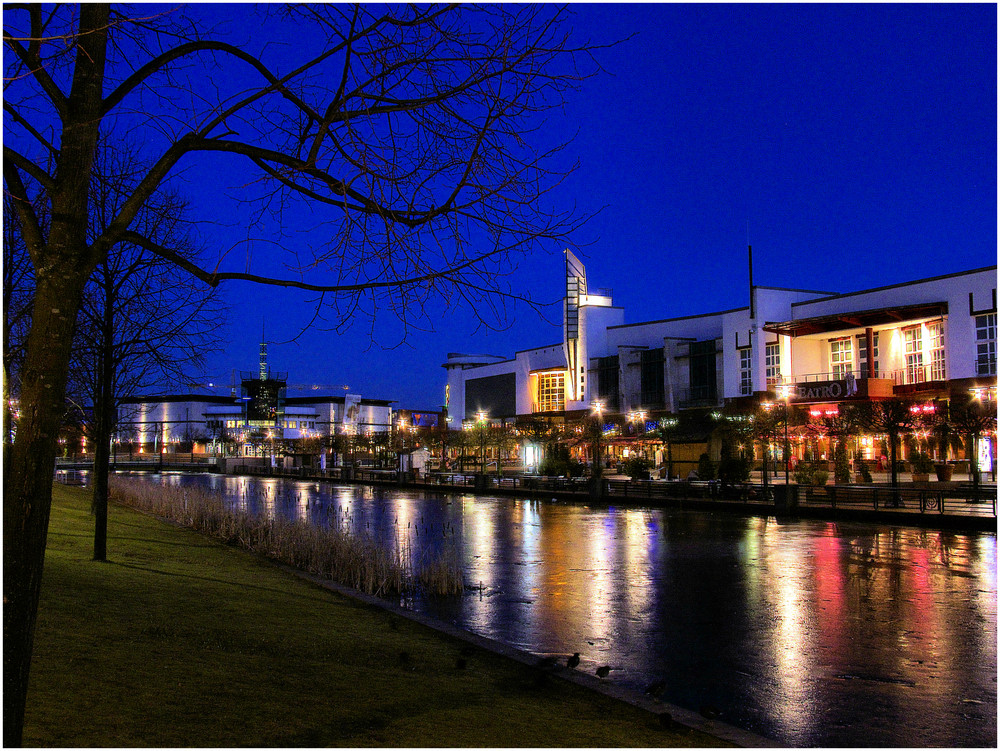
[110,477,462,597]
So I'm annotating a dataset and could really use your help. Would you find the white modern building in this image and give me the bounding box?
[118,348,395,454]
[444,253,997,424]
[117,393,393,449]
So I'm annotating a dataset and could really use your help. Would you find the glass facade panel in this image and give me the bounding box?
[765,343,781,386]
[640,348,665,407]
[904,327,924,383]
[976,313,997,376]
[596,355,620,411]
[688,340,718,403]
[857,332,879,378]
[830,338,853,378]
[928,321,946,380]
[536,372,566,413]
[739,348,752,396]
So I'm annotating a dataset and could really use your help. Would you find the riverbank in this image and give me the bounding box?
[55,461,997,532]
[240,465,999,532]
[26,484,737,747]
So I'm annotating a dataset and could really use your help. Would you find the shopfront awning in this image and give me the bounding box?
[763,301,947,338]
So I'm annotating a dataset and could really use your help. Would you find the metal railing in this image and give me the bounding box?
[676,387,720,409]
[889,365,947,386]
[212,464,996,521]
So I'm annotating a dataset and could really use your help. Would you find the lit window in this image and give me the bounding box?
[765,343,781,386]
[830,338,853,379]
[927,321,946,380]
[903,327,924,383]
[857,333,879,378]
[739,348,752,396]
[976,313,996,376]
[536,372,566,412]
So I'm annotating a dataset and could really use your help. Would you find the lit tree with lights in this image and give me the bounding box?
[655,416,682,480]
[859,398,918,500]
[949,393,997,493]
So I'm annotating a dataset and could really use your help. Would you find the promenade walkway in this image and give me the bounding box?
[233,464,998,530]
[55,458,997,530]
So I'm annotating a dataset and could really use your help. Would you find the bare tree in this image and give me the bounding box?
[4,5,607,743]
[72,251,224,561]
[488,423,518,476]
[67,140,224,562]
[2,192,34,451]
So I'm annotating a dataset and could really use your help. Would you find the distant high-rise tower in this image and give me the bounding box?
[259,319,268,380]
[241,322,287,429]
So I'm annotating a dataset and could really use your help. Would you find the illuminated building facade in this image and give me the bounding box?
[118,338,394,455]
[117,391,394,454]
[443,260,997,439]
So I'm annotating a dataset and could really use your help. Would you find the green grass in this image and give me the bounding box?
[25,483,729,747]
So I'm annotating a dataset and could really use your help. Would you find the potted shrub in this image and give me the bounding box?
[932,413,959,482]
[910,451,934,482]
[794,461,814,485]
[622,454,652,481]
[811,468,829,486]
[718,452,751,485]
[934,403,962,482]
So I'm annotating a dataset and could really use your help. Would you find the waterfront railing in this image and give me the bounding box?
[227,464,996,521]
[55,457,997,523]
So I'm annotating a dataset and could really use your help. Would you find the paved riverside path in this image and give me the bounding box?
[224,463,999,531]
[55,460,997,530]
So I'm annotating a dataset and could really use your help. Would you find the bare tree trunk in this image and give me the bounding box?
[3,272,89,746]
[967,433,980,494]
[3,6,108,744]
[91,265,117,562]
[91,355,114,562]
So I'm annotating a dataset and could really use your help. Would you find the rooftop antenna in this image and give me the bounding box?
[259,318,268,380]
[747,220,755,320]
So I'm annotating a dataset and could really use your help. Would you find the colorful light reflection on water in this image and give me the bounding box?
[117,473,996,747]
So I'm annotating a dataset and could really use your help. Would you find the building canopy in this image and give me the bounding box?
[763,301,948,338]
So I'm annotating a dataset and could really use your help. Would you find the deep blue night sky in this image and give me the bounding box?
[202,3,997,409]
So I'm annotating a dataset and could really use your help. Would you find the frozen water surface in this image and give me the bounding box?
[124,473,997,747]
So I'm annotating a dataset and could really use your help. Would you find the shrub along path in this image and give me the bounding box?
[26,484,731,747]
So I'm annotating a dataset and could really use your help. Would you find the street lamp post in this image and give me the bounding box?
[591,400,605,474]
[589,400,606,499]
[477,411,488,474]
[760,403,772,494]
[660,417,678,480]
[777,384,791,484]
[628,410,647,463]
[397,417,407,473]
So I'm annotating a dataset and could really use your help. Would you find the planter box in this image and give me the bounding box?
[912,473,930,483]
[935,464,954,482]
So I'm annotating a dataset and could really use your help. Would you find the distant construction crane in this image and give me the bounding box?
[285,383,352,392]
[184,380,350,393]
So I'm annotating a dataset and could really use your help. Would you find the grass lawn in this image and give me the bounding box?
[24,483,729,747]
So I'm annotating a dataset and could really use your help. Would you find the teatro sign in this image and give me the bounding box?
[789,376,860,404]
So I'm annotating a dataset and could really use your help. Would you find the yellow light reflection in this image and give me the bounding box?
[761,522,817,739]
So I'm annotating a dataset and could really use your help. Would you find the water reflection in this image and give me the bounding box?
[115,473,995,748]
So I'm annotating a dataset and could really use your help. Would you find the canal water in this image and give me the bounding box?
[113,473,996,747]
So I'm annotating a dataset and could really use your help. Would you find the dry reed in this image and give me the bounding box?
[110,477,463,597]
